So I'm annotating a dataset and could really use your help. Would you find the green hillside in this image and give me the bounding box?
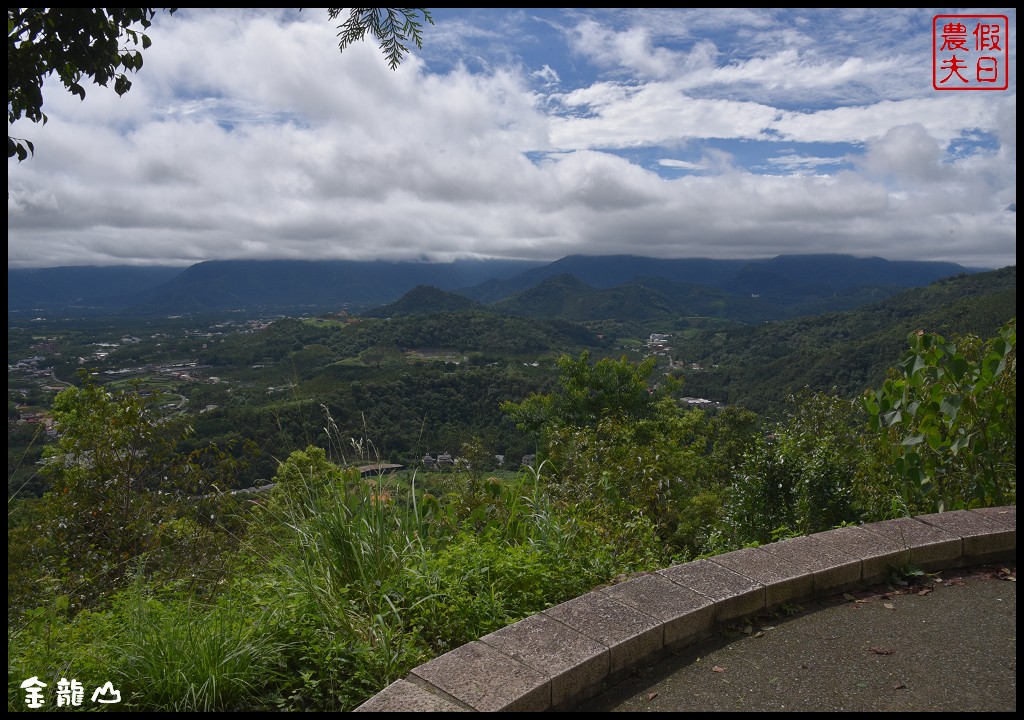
[674,266,1016,416]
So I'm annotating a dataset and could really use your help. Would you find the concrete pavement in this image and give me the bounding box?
[354,506,1016,713]
[581,563,1016,712]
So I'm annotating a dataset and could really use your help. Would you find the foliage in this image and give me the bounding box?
[111,583,289,712]
[7,577,289,712]
[863,318,1016,511]
[722,391,863,546]
[503,351,668,434]
[39,374,191,596]
[253,451,664,709]
[330,8,434,71]
[677,266,1017,418]
[504,351,759,559]
[268,446,425,614]
[7,276,1019,711]
[9,595,119,712]
[12,373,251,615]
[8,8,170,160]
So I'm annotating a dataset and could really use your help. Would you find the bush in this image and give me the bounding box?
[863,319,1016,511]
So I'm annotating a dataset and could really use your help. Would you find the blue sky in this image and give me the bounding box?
[7,8,1017,269]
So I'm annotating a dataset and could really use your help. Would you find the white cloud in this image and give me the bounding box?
[532,64,561,86]
[774,96,1010,145]
[764,154,845,173]
[6,8,1017,271]
[659,158,707,171]
[548,82,780,148]
[568,19,680,80]
[858,124,948,184]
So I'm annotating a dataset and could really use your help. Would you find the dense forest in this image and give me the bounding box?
[7,266,1016,711]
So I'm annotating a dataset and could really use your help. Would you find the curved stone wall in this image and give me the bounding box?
[354,506,1016,712]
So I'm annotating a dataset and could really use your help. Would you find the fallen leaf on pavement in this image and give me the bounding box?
[883,602,895,610]
[869,646,896,655]
[843,593,856,601]
[647,692,659,701]
[893,682,907,690]
[712,666,726,673]
[917,587,933,596]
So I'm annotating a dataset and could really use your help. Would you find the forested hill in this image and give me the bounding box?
[675,266,1016,417]
[488,273,910,326]
[492,274,680,323]
[361,285,484,317]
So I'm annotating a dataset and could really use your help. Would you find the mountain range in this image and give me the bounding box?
[7,254,992,322]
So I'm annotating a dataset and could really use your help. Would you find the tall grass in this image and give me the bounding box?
[111,582,288,712]
[6,579,288,713]
[268,448,428,614]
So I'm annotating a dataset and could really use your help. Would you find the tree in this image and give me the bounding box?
[723,391,863,546]
[862,319,1016,512]
[8,7,433,160]
[32,373,251,606]
[502,351,670,435]
[34,375,186,600]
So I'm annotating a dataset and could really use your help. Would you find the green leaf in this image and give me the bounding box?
[947,356,971,382]
[862,394,879,415]
[939,395,962,422]
[901,434,924,447]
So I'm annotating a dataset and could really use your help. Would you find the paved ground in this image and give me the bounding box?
[580,563,1016,712]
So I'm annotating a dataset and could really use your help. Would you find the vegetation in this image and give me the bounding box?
[7,266,1016,711]
[675,266,1016,417]
[330,8,434,71]
[8,8,168,160]
[863,319,1016,514]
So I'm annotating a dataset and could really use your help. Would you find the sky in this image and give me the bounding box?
[7,8,1017,270]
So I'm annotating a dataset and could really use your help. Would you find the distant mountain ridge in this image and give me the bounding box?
[8,254,991,318]
[456,254,980,301]
[7,258,542,315]
[6,265,185,311]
